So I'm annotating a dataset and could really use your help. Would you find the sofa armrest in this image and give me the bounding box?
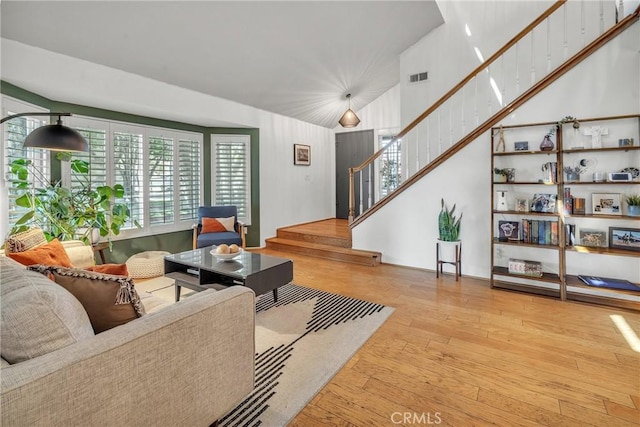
[1,287,255,426]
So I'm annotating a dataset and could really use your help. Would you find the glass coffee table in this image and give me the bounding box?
[164,247,293,302]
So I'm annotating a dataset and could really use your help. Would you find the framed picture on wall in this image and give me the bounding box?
[294,144,310,166]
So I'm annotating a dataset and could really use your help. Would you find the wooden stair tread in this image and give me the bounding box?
[266,237,380,256]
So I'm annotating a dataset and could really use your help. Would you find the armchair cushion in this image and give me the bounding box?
[197,231,242,248]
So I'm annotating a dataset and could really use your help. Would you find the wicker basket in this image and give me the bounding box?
[125,251,171,279]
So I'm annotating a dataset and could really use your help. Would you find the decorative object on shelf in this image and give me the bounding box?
[592,171,606,182]
[498,220,520,241]
[293,144,310,166]
[539,135,554,151]
[514,141,529,151]
[584,125,608,149]
[620,167,640,179]
[530,193,557,213]
[608,172,633,182]
[508,258,543,277]
[494,125,505,152]
[515,199,529,212]
[543,115,580,150]
[438,198,462,242]
[540,161,558,183]
[626,194,640,217]
[579,229,608,247]
[619,138,635,147]
[592,193,621,215]
[609,227,640,252]
[495,191,509,211]
[563,165,585,182]
[493,168,509,182]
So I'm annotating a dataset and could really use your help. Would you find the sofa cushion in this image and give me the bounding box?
[7,238,73,268]
[86,263,129,276]
[3,227,47,254]
[28,265,146,334]
[1,260,94,364]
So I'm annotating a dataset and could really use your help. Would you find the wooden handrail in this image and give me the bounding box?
[350,4,640,228]
[350,0,567,174]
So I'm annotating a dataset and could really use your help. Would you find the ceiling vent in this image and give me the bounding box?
[408,71,428,84]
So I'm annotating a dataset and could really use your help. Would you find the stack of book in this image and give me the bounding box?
[522,220,559,245]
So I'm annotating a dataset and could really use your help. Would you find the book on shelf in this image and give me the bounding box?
[531,221,539,244]
[508,258,543,277]
[550,222,559,246]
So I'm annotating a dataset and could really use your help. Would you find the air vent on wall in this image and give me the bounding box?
[408,71,428,84]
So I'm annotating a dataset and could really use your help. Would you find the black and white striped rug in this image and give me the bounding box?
[219,283,394,427]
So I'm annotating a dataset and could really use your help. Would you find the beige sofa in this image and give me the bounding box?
[1,241,255,426]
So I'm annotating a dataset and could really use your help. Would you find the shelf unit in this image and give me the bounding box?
[490,115,640,311]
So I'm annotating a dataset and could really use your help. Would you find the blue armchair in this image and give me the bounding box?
[193,206,246,249]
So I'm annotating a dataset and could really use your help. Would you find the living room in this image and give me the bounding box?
[2,1,639,426]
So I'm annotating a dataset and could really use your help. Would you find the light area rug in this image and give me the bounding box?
[136,277,394,427]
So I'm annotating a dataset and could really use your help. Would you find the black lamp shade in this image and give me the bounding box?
[23,123,89,152]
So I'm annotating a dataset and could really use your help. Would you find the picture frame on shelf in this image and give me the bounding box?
[515,199,529,212]
[293,144,311,166]
[514,141,529,151]
[579,229,608,248]
[530,193,557,213]
[609,227,640,252]
[498,220,520,241]
[592,193,621,215]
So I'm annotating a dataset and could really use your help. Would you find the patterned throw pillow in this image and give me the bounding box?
[28,265,146,334]
[4,228,47,254]
[86,263,129,276]
[7,239,73,268]
[201,216,235,233]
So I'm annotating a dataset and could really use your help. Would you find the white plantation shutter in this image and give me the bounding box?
[148,135,174,225]
[69,126,108,191]
[211,134,251,224]
[113,128,144,229]
[2,98,49,228]
[178,136,201,221]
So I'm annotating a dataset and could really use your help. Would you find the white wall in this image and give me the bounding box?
[0,40,334,245]
[353,1,640,280]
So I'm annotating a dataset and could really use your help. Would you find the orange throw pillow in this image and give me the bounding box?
[201,217,227,233]
[87,264,129,276]
[7,239,73,268]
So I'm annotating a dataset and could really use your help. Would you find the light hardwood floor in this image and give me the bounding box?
[248,247,640,427]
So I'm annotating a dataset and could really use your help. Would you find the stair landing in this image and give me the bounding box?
[265,219,381,266]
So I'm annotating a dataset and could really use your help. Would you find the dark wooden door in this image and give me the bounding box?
[335,130,374,219]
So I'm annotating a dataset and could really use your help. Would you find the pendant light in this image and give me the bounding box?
[338,94,360,128]
[0,112,88,152]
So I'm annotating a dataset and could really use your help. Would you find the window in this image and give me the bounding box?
[1,97,49,235]
[60,116,203,237]
[379,135,401,197]
[211,134,251,225]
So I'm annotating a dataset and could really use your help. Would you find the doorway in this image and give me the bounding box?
[335,129,374,219]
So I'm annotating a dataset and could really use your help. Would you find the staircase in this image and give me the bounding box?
[348,0,640,227]
[265,219,381,266]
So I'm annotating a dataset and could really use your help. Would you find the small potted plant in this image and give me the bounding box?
[626,194,640,217]
[493,168,514,183]
[438,198,462,242]
[563,165,585,182]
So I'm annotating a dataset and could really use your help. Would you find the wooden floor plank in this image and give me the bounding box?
[245,246,640,426]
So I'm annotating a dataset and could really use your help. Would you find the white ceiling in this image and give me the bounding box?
[1,1,443,128]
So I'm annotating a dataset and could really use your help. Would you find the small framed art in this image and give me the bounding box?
[609,227,640,252]
[592,193,621,215]
[579,229,607,248]
[294,144,310,166]
[514,141,529,151]
[515,199,529,212]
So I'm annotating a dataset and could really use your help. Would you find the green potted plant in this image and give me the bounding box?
[438,198,462,242]
[626,194,640,217]
[493,168,510,183]
[8,157,137,245]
